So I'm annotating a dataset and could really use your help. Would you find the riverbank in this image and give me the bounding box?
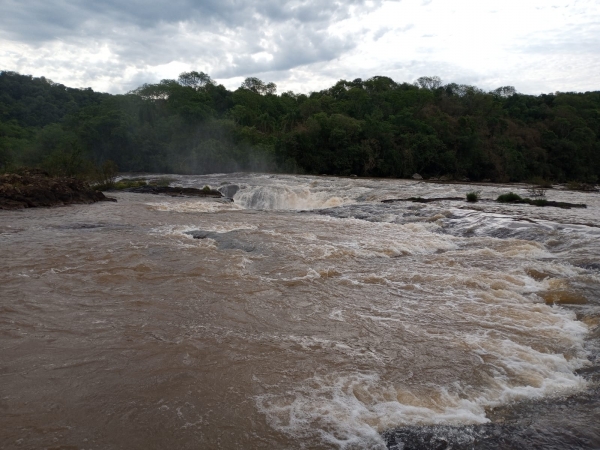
[0,170,115,209]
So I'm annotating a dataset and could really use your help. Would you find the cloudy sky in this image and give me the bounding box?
[1,0,599,95]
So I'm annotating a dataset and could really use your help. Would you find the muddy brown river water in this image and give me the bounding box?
[1,174,599,449]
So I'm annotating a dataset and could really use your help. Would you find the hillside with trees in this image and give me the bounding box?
[1,70,599,183]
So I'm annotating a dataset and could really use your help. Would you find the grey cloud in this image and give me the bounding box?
[8,0,596,96]
[213,24,358,78]
[397,24,414,32]
[518,24,600,55]
[87,16,353,81]
[0,0,384,43]
[523,39,600,55]
[0,0,88,43]
[0,0,385,90]
[373,27,391,41]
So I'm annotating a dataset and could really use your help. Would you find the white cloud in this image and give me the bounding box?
[1,0,598,94]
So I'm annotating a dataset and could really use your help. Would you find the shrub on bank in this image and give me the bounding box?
[466,191,480,202]
[148,178,174,187]
[565,181,598,192]
[94,178,147,190]
[530,177,553,189]
[497,192,522,203]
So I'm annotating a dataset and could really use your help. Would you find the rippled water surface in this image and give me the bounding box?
[1,174,599,449]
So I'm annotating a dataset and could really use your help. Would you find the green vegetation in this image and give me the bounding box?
[90,160,119,190]
[497,192,523,202]
[565,181,598,191]
[530,176,553,189]
[110,178,148,190]
[93,178,148,191]
[496,191,585,208]
[1,70,599,182]
[148,177,174,187]
[466,191,480,202]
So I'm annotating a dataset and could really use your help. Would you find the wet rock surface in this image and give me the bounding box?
[185,229,259,253]
[217,184,240,198]
[381,197,587,208]
[0,170,116,210]
[382,197,464,203]
[384,383,600,449]
[124,185,222,197]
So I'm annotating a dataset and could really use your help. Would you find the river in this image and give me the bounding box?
[1,174,599,449]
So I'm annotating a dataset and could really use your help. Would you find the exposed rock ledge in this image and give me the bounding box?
[0,170,116,210]
[124,185,223,198]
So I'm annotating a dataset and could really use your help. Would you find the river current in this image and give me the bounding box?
[1,174,599,449]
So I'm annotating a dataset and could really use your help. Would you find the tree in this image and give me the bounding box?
[129,80,177,100]
[240,77,277,95]
[492,86,517,98]
[2,70,599,183]
[178,71,214,90]
[416,76,442,90]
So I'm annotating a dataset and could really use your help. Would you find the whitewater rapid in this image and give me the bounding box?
[1,173,599,449]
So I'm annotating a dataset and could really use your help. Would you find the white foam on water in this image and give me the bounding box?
[255,372,489,450]
[256,329,588,449]
[234,184,354,210]
[495,241,552,259]
[149,222,257,238]
[200,223,258,233]
[329,309,345,322]
[444,238,552,262]
[139,176,598,449]
[146,200,242,213]
[260,268,323,284]
[252,235,591,448]
[291,216,459,259]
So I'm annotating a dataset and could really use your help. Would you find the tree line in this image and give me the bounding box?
[1,70,599,183]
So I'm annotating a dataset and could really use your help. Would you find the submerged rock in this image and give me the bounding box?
[217,184,240,198]
[382,197,463,204]
[186,230,257,253]
[0,170,116,210]
[125,185,222,197]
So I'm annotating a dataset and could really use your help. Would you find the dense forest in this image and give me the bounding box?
[1,70,599,182]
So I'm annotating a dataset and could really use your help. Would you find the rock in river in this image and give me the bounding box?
[218,184,240,198]
[0,170,116,210]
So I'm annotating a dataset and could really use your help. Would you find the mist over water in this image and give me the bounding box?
[1,174,599,449]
